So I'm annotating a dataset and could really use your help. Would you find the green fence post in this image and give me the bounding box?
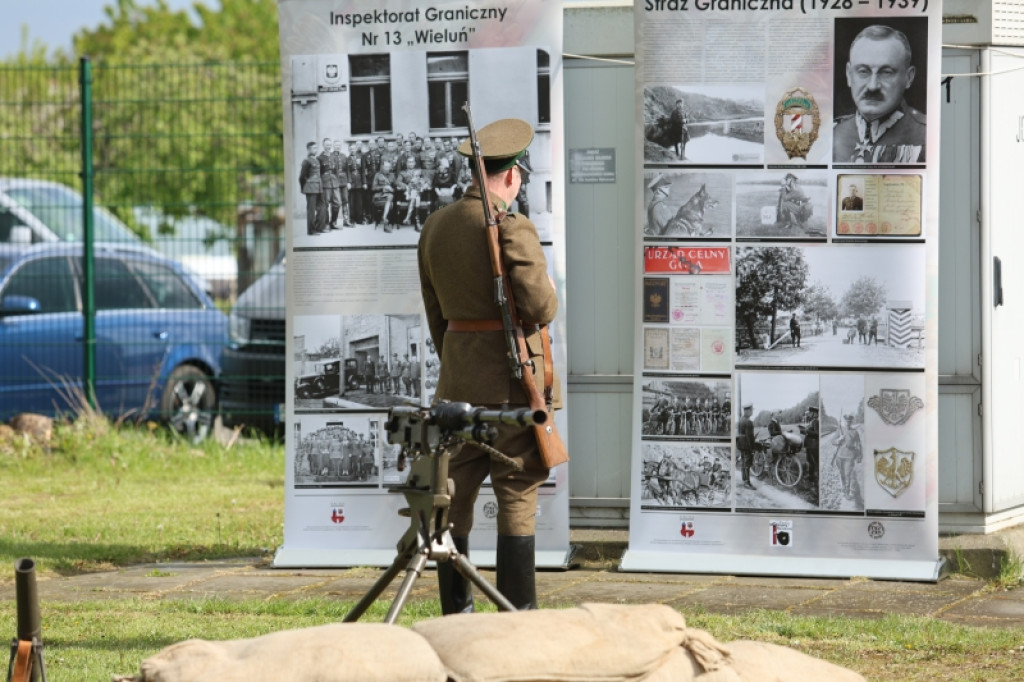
[80,57,97,411]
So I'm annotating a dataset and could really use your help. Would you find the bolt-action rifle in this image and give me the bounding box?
[461,102,567,468]
[7,558,47,682]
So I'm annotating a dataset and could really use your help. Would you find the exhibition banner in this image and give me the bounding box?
[624,0,942,580]
[274,0,569,568]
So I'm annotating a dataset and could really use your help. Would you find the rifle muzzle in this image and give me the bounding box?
[15,557,41,643]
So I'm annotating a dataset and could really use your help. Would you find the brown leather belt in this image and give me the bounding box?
[447,319,504,332]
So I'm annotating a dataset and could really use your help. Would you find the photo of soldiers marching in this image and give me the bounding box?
[640,442,731,509]
[641,378,732,439]
[293,416,382,488]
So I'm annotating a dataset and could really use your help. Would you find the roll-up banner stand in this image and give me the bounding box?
[624,0,942,581]
[274,0,570,569]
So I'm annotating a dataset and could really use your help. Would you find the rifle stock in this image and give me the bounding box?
[461,103,568,468]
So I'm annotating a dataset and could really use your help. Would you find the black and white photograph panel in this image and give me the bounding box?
[294,313,425,411]
[292,413,385,489]
[734,372,820,511]
[735,244,925,369]
[832,17,929,165]
[643,171,732,239]
[640,441,731,510]
[819,374,867,512]
[734,170,829,239]
[641,377,732,439]
[643,84,765,166]
[290,48,556,247]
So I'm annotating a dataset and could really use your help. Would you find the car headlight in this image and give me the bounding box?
[229,312,252,346]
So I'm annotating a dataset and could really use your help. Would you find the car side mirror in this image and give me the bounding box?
[0,295,42,316]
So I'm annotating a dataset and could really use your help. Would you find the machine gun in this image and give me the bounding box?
[343,402,543,624]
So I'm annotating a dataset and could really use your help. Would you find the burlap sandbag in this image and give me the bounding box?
[128,623,447,682]
[721,640,867,682]
[412,602,731,682]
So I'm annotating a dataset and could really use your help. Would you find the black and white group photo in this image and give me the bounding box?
[292,413,386,488]
[640,441,731,510]
[643,171,731,238]
[643,84,765,165]
[734,170,829,240]
[734,372,820,511]
[290,48,554,248]
[293,313,425,411]
[641,377,732,439]
[734,244,926,369]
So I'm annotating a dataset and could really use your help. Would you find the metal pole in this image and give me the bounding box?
[79,57,96,411]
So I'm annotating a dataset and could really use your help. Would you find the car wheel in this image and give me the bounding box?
[161,364,216,444]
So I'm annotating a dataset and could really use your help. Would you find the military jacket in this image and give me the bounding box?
[299,155,322,194]
[318,152,339,189]
[833,103,926,164]
[418,186,561,408]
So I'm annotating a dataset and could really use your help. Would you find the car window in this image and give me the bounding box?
[5,185,140,243]
[91,257,154,310]
[128,259,203,310]
[2,256,77,313]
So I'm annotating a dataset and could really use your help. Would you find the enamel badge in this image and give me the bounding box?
[774,88,821,160]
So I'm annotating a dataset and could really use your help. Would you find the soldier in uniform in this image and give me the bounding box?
[333,138,351,227]
[834,414,862,500]
[776,173,812,230]
[841,183,864,211]
[803,406,820,486]
[833,24,925,164]
[669,98,690,160]
[298,141,324,235]
[318,139,341,229]
[388,352,404,395]
[418,117,559,613]
[737,403,756,490]
[372,160,396,231]
[645,174,673,236]
[514,149,531,218]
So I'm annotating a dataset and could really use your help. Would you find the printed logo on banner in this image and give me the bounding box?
[873,447,915,497]
[680,520,695,538]
[774,87,821,160]
[867,389,924,426]
[644,246,731,274]
[769,520,793,548]
[483,501,499,519]
[868,521,886,539]
[330,507,345,524]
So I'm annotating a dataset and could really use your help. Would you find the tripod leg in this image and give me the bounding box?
[343,546,415,622]
[383,553,428,624]
[451,554,516,612]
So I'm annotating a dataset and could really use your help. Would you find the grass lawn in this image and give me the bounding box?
[2,417,1024,681]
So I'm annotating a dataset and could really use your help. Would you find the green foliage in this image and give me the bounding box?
[841,274,888,319]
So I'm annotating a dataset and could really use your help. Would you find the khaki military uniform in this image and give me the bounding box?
[418,185,560,536]
[833,103,926,164]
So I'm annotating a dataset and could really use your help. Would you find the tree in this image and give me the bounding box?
[840,275,887,319]
[735,247,808,348]
[802,282,839,327]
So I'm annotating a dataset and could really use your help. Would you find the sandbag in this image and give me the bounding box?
[412,602,730,682]
[724,640,867,681]
[129,623,447,682]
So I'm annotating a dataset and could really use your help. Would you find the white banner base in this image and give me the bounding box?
[273,546,574,570]
[619,550,944,583]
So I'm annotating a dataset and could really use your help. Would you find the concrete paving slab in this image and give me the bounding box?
[669,584,831,612]
[539,579,697,605]
[790,585,959,618]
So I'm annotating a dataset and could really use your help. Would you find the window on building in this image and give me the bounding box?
[537,50,551,126]
[427,52,468,130]
[350,55,392,135]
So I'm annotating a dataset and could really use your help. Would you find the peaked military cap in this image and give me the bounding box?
[807,406,819,412]
[648,174,672,192]
[742,402,753,410]
[458,118,534,172]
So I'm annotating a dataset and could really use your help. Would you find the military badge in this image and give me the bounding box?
[873,447,914,498]
[867,389,924,426]
[774,88,821,160]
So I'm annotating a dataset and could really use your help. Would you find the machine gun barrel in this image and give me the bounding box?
[386,403,545,449]
[15,558,40,644]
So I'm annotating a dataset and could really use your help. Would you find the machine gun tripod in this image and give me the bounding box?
[343,402,546,624]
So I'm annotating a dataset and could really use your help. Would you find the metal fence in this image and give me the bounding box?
[0,59,285,431]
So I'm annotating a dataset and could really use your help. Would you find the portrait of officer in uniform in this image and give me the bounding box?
[833,19,927,164]
[841,183,864,211]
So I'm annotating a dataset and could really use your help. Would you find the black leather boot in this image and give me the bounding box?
[437,536,474,615]
[496,534,537,610]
